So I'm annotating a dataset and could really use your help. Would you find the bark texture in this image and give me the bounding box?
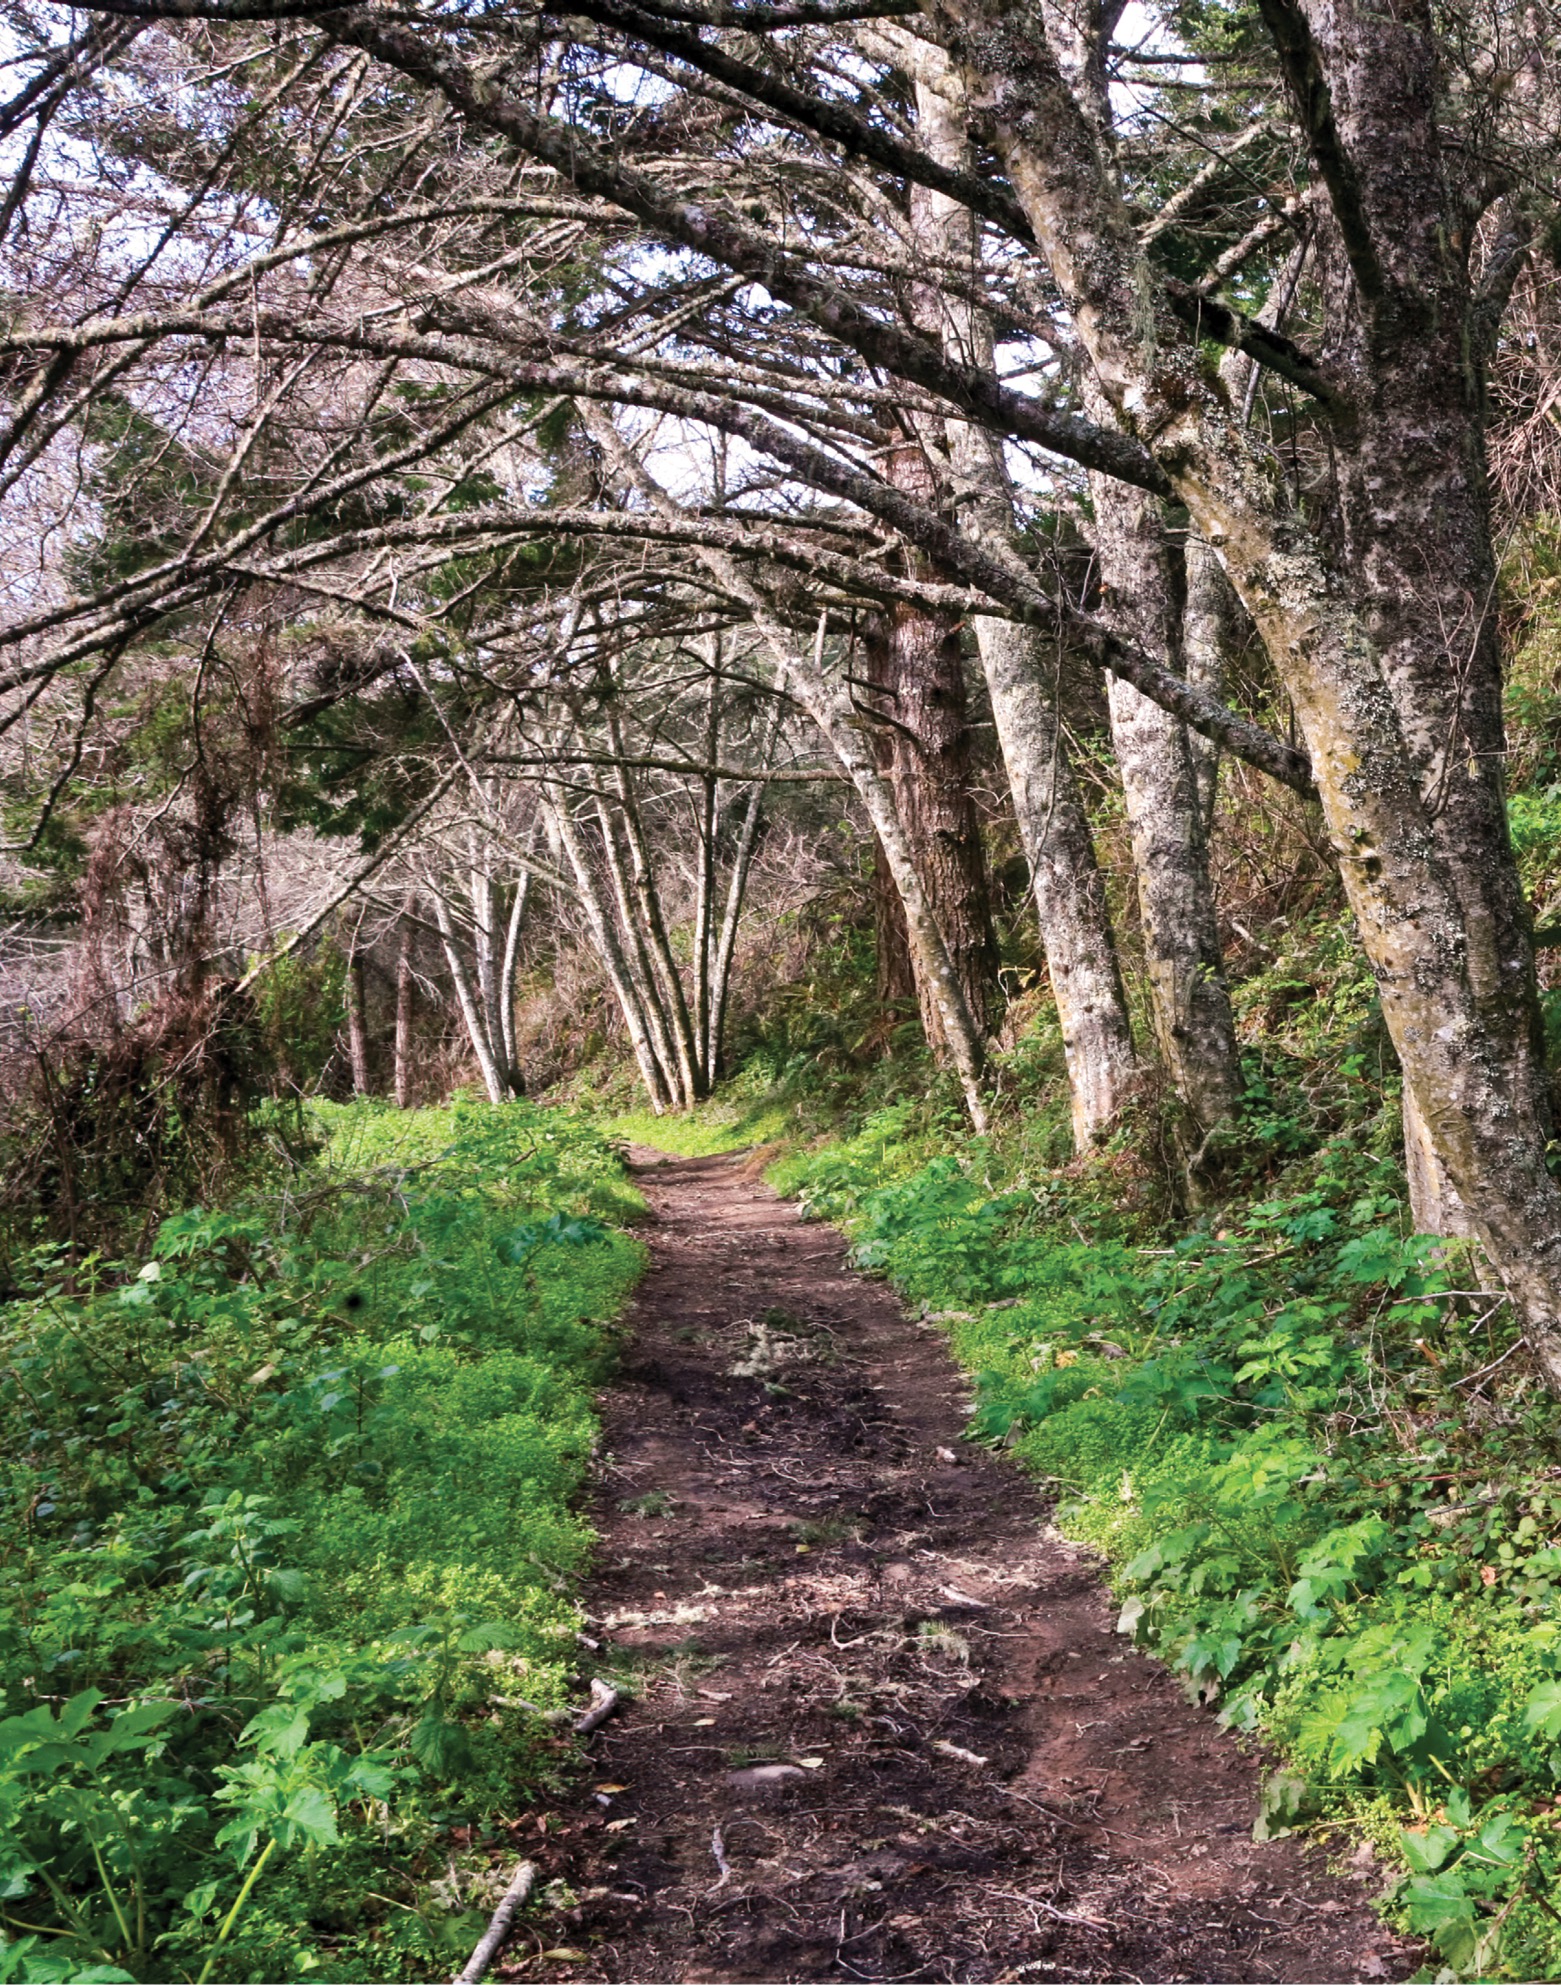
[1037,5,1241,1140]
[1182,536,1242,833]
[871,444,1000,1048]
[1090,466,1244,1136]
[1403,1087,1478,1241]
[1295,0,1549,1236]
[937,0,1561,1377]
[873,828,917,1008]
[908,59,1136,1144]
[975,616,1139,1143]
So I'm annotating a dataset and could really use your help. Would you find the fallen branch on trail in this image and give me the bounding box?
[708,1823,733,1892]
[574,1677,622,1735]
[931,1738,990,1768]
[452,1861,536,1985]
[490,1676,624,1731]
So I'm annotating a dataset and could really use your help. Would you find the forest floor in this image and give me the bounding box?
[504,1151,1417,1985]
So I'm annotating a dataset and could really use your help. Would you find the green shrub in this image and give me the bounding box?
[0,1100,643,1982]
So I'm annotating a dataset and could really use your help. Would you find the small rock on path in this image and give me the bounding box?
[506,1151,1413,1984]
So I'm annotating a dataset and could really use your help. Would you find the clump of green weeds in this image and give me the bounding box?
[0,1099,643,1982]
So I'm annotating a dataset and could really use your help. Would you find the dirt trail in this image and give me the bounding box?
[510,1152,1412,1984]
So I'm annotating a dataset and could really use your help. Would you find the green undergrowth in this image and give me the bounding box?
[0,1100,644,1983]
[770,1109,1561,1981]
[602,1046,940,1159]
[603,1107,764,1158]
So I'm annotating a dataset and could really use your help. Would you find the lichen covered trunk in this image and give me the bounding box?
[1182,535,1242,832]
[939,0,1561,1376]
[873,448,1001,1049]
[907,61,1134,1141]
[975,616,1137,1144]
[1090,467,1243,1136]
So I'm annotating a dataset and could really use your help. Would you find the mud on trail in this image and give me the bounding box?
[506,1152,1414,1984]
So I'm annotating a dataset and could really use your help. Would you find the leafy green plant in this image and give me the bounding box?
[0,1099,644,1980]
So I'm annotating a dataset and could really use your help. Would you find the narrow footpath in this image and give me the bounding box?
[512,1151,1412,1984]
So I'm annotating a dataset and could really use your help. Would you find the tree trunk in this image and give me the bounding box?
[497,867,528,1097]
[1297,12,1546,1251]
[469,834,501,1077]
[1052,20,1242,1142]
[872,440,1001,1050]
[345,945,371,1097]
[908,60,1136,1145]
[543,785,674,1112]
[941,0,1561,1376]
[859,615,918,1009]
[1182,535,1241,834]
[975,617,1138,1144]
[1403,1086,1478,1240]
[873,829,917,1007]
[692,642,721,1090]
[432,891,508,1105]
[394,893,416,1109]
[605,712,704,1104]
[707,696,782,1080]
[595,792,692,1107]
[1090,462,1244,1138]
[448,835,525,1101]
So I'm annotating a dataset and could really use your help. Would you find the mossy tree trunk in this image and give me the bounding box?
[938,0,1561,1377]
[857,580,1000,1050]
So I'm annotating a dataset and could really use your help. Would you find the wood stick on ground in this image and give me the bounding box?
[708,1823,733,1892]
[574,1677,621,1735]
[451,1861,536,1985]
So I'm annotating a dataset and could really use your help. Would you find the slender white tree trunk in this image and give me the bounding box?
[394,892,416,1110]
[497,865,529,1094]
[594,791,691,1107]
[605,711,703,1098]
[469,831,502,1075]
[542,785,674,1112]
[707,692,783,1082]
[432,890,508,1105]
[346,943,372,1097]
[692,641,721,1086]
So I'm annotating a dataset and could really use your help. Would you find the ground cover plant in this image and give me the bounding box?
[2,0,1561,1968]
[763,1068,1561,1981]
[0,1101,644,1983]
